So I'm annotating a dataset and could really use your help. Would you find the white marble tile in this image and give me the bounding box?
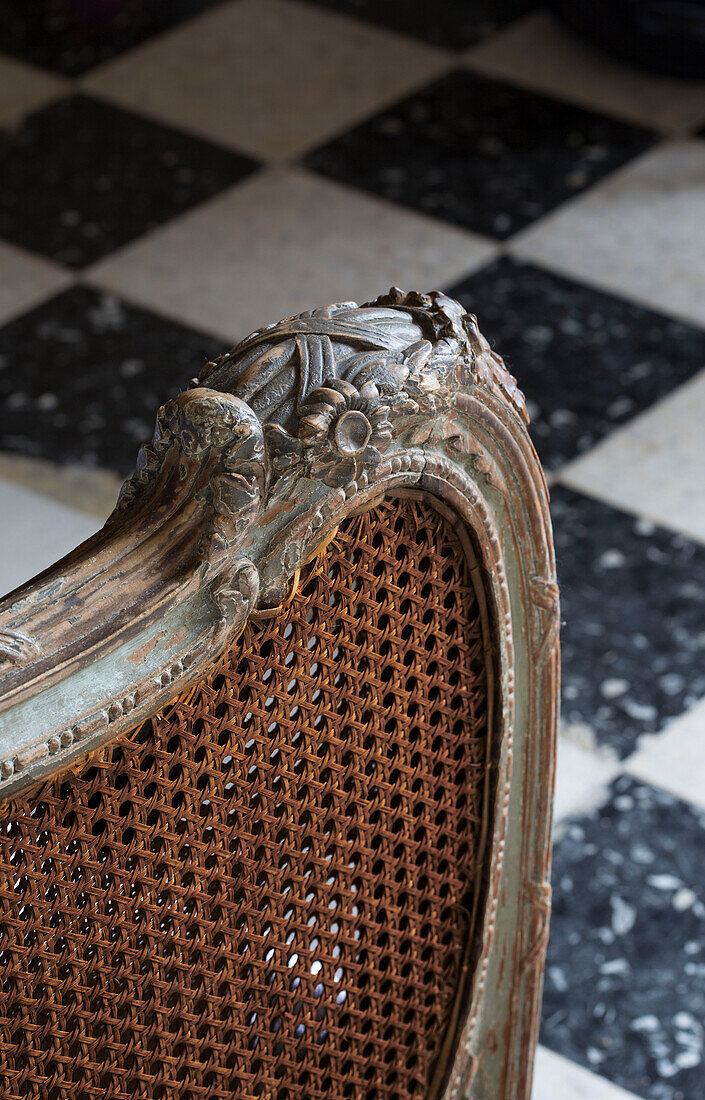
[82,0,450,161]
[87,167,497,343]
[465,12,705,135]
[0,55,68,127]
[511,141,705,328]
[533,1045,644,1099]
[0,240,72,326]
[561,370,705,545]
[626,697,705,811]
[0,478,102,598]
[553,736,620,825]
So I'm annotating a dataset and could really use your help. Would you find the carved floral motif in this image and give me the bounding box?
[298,376,393,486]
[266,375,396,488]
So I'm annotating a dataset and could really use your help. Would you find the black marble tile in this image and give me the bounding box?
[447,258,705,470]
[552,487,705,758]
[305,0,534,50]
[0,285,228,474]
[0,0,227,77]
[0,95,258,269]
[544,775,705,1099]
[304,70,655,239]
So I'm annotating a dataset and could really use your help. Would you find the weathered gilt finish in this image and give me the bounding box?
[0,288,559,1099]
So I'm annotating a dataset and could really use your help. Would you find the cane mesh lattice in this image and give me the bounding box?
[0,497,490,1100]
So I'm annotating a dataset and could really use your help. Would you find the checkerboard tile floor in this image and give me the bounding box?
[1,2,704,1096]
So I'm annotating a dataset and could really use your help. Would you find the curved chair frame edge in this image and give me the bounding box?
[0,288,559,1100]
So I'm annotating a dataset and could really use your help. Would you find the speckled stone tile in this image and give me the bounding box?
[0,94,258,268]
[0,285,228,474]
[465,12,705,135]
[304,69,656,239]
[511,141,705,329]
[447,257,705,469]
[553,739,620,826]
[0,452,122,520]
[562,370,705,545]
[82,0,450,162]
[0,0,227,77]
[304,0,534,50]
[533,1045,643,1100]
[87,167,496,343]
[0,240,73,327]
[544,775,705,1099]
[627,698,705,813]
[0,477,101,598]
[551,487,705,758]
[0,54,68,127]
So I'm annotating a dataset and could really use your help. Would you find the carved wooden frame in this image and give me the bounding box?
[0,288,559,1099]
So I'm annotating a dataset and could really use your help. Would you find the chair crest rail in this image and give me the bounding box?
[0,286,558,1099]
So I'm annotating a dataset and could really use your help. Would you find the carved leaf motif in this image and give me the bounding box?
[105,288,528,641]
[366,286,475,350]
[464,313,529,424]
[113,291,528,555]
[265,423,304,475]
[211,471,258,516]
[197,292,476,429]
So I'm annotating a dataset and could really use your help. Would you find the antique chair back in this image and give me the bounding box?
[0,289,559,1100]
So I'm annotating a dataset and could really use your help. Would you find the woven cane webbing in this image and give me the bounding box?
[0,497,490,1100]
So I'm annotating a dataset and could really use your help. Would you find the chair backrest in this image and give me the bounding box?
[0,289,559,1100]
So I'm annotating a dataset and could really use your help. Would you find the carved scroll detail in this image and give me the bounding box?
[111,388,267,570]
[211,559,259,647]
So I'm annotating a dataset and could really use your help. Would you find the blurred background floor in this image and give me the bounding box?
[1,2,705,1096]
